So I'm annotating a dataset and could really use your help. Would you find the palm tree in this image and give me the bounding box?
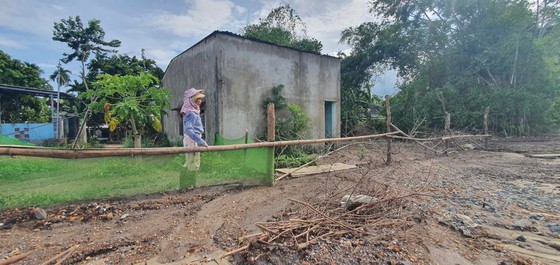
[50,62,71,139]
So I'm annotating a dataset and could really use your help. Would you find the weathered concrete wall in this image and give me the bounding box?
[162,36,219,144]
[215,34,340,140]
[162,32,341,144]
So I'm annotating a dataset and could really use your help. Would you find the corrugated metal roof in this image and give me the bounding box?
[0,84,76,100]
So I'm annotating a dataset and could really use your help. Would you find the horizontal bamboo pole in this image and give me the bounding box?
[440,134,491,140]
[0,132,399,159]
[388,134,491,141]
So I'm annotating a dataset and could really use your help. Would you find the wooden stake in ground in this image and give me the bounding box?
[444,111,451,133]
[267,103,275,142]
[385,95,392,164]
[484,106,490,148]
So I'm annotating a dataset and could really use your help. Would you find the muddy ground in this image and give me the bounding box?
[1,136,560,265]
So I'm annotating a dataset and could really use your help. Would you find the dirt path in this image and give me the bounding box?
[1,137,559,264]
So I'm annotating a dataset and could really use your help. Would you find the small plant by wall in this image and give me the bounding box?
[263,85,313,168]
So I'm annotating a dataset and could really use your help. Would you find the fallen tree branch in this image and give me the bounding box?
[288,198,367,236]
[220,245,249,259]
[0,251,34,265]
[389,124,444,154]
[40,245,78,265]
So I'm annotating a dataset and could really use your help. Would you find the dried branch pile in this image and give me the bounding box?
[223,191,419,259]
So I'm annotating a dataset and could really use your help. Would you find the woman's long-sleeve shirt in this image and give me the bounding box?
[183,112,208,146]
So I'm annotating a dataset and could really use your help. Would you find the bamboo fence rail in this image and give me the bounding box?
[0,132,399,159]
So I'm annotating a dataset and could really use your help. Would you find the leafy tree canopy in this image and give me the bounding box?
[0,50,51,89]
[0,50,52,123]
[84,73,170,148]
[53,16,121,65]
[342,0,560,135]
[242,4,323,54]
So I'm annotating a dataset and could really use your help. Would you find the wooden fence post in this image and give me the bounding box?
[484,106,490,148]
[267,103,275,185]
[267,103,275,142]
[385,95,392,165]
[444,111,451,133]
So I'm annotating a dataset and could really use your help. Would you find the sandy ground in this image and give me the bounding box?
[1,136,560,264]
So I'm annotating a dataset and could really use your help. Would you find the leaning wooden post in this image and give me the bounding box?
[444,111,451,153]
[484,107,490,149]
[444,111,451,133]
[267,103,275,185]
[385,95,392,165]
[267,103,275,142]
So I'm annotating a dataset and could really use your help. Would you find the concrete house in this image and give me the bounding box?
[162,31,341,144]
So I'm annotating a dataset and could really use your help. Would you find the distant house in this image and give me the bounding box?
[162,31,341,144]
[0,84,78,142]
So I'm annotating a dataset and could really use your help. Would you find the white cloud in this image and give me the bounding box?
[0,0,66,37]
[0,38,25,49]
[294,0,375,53]
[150,0,243,37]
[36,63,57,70]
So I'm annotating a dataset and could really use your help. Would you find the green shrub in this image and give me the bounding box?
[263,85,312,167]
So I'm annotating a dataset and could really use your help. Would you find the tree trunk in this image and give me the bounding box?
[72,60,92,148]
[484,107,490,148]
[444,111,451,133]
[385,95,392,165]
[129,116,142,148]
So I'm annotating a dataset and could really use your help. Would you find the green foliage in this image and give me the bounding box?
[263,85,311,140]
[87,51,164,82]
[49,62,71,88]
[242,4,322,54]
[120,132,171,148]
[53,16,121,65]
[344,0,560,135]
[0,50,53,123]
[0,50,51,89]
[262,85,312,167]
[85,73,170,147]
[277,104,311,140]
[53,15,122,136]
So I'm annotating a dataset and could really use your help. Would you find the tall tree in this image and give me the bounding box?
[52,16,121,144]
[242,4,323,54]
[50,62,71,88]
[53,16,121,91]
[342,0,560,135]
[50,62,72,138]
[0,50,52,123]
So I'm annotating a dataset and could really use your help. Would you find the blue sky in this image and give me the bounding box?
[0,0,397,95]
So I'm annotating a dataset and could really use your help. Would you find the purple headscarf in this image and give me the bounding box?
[180,88,203,115]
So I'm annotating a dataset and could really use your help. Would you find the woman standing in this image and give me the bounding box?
[181,87,208,170]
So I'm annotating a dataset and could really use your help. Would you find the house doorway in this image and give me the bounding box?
[324,101,336,138]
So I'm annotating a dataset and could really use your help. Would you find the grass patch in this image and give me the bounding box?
[0,134,35,146]
[0,155,183,209]
[0,146,275,210]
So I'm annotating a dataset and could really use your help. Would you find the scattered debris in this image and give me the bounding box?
[340,194,376,210]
